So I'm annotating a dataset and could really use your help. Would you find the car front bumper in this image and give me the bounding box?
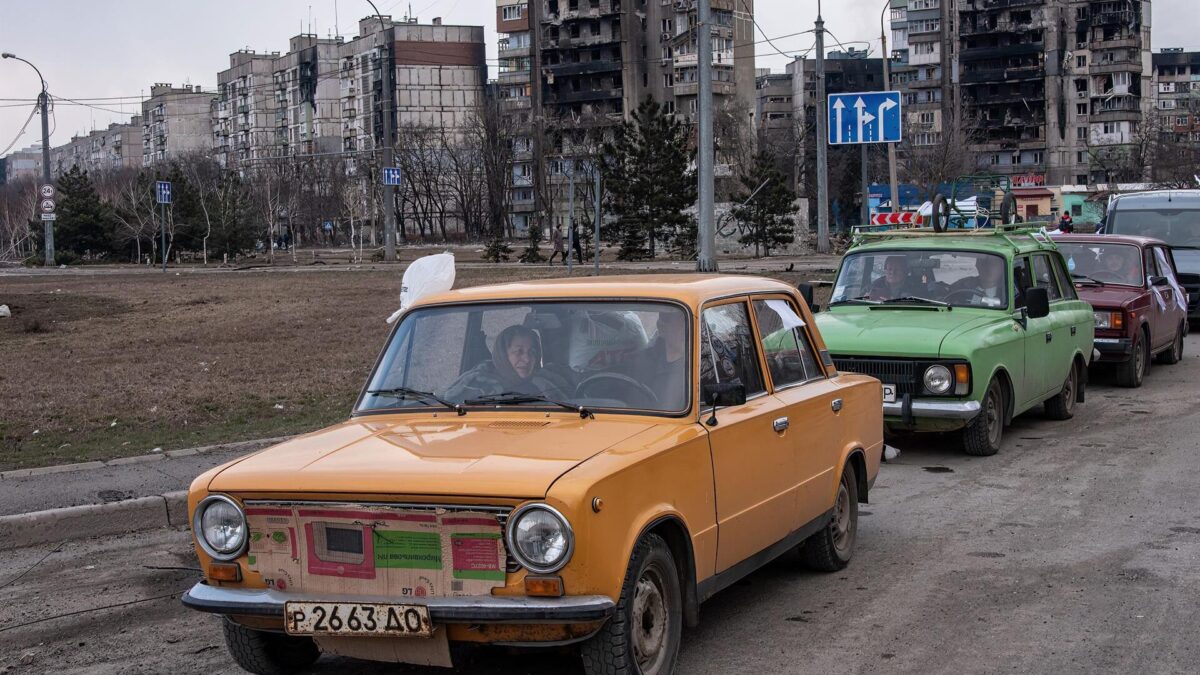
[883,398,981,421]
[181,582,616,624]
[1092,337,1133,362]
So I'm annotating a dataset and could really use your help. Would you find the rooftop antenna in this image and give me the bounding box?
[334,0,340,37]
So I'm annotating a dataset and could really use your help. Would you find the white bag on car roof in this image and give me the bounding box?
[386,253,455,324]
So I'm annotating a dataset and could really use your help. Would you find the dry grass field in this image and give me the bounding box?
[0,263,830,470]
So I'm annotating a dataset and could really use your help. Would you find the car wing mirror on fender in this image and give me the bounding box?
[1149,275,1169,287]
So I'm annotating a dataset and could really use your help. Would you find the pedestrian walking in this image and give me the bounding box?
[570,222,584,263]
[549,224,566,265]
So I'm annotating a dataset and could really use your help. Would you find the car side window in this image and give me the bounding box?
[1050,254,1078,300]
[1143,247,1159,282]
[752,299,820,388]
[1013,256,1033,308]
[700,302,766,397]
[1152,247,1176,280]
[1032,254,1063,301]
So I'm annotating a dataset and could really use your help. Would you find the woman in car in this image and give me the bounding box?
[444,325,569,401]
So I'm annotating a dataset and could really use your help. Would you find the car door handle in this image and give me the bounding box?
[1045,332,1053,343]
[773,417,789,432]
[1071,326,1077,336]
[831,398,843,413]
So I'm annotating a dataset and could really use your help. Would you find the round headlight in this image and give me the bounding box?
[506,504,573,574]
[923,365,953,395]
[193,495,247,560]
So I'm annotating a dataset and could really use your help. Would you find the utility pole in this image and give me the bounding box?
[567,165,575,276]
[593,166,601,276]
[814,4,830,253]
[861,144,869,226]
[367,1,397,262]
[2,53,54,265]
[695,0,717,272]
[880,1,900,214]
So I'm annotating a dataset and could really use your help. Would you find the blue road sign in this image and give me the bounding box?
[828,91,903,145]
[382,167,403,186]
[155,181,172,204]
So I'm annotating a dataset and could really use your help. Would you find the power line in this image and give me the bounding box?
[0,101,39,155]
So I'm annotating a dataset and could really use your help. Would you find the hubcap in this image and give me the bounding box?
[986,389,1001,446]
[832,480,852,552]
[631,568,668,673]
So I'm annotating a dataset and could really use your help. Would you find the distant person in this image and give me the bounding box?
[1059,213,1074,233]
[324,221,335,245]
[548,225,567,265]
[570,223,584,263]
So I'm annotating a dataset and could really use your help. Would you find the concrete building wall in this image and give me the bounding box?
[214,50,280,168]
[141,84,214,166]
[4,145,42,182]
[48,117,143,176]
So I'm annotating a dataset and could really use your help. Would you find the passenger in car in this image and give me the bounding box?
[444,325,569,401]
[950,256,1007,305]
[623,310,688,410]
[869,255,921,300]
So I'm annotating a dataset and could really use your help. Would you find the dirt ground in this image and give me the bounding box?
[0,260,833,470]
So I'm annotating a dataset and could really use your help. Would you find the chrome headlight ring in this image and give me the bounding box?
[192,494,248,561]
[505,503,574,575]
[923,364,953,395]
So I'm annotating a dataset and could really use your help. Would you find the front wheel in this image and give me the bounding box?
[1043,361,1078,420]
[798,461,859,572]
[222,618,320,675]
[581,534,682,675]
[962,378,1004,456]
[1116,330,1149,387]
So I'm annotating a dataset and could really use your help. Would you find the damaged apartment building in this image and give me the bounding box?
[887,0,1152,187]
[495,0,756,235]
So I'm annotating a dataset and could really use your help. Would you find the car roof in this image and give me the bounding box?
[846,229,1056,257]
[1110,190,1200,209]
[1052,233,1165,247]
[411,274,797,309]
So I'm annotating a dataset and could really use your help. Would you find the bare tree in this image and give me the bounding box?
[109,169,158,263]
[898,109,987,202]
[176,153,224,264]
[0,177,38,261]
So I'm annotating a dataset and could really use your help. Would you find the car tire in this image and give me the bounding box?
[222,618,320,675]
[1156,325,1184,365]
[581,533,682,675]
[1116,329,1149,388]
[962,378,1004,456]
[1043,361,1078,421]
[799,461,859,572]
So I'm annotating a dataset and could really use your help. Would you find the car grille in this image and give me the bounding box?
[832,356,921,396]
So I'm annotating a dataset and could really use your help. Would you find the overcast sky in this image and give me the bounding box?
[2,0,1195,150]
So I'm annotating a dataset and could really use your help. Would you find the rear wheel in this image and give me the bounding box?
[962,378,1004,456]
[1116,329,1149,387]
[799,461,859,572]
[1156,325,1184,365]
[1043,361,1078,420]
[222,619,319,675]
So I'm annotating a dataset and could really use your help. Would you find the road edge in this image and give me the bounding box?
[0,435,293,480]
[0,491,189,552]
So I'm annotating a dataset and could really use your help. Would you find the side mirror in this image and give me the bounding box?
[1025,287,1050,319]
[796,283,817,312]
[703,382,747,407]
[1150,275,1169,287]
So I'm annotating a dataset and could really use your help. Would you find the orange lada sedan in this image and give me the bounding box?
[181,275,884,674]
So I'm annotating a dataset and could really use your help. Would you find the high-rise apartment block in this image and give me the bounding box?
[48,118,143,176]
[141,84,215,166]
[214,49,281,168]
[1151,48,1200,142]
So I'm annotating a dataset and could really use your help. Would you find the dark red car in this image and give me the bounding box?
[1054,234,1188,387]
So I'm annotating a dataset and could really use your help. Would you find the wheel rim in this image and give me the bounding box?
[1062,367,1076,413]
[831,476,854,553]
[1135,337,1147,379]
[631,565,670,674]
[985,387,1002,447]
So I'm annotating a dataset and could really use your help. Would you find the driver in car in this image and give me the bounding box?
[443,325,569,401]
[622,310,688,410]
[869,256,922,300]
[949,256,1006,305]
[1100,248,1141,284]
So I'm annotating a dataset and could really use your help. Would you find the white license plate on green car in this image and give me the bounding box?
[285,601,432,637]
[882,384,897,403]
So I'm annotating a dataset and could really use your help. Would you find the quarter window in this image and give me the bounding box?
[1032,254,1063,301]
[752,299,820,388]
[700,302,766,397]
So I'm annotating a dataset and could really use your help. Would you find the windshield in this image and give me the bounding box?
[358,301,690,414]
[1109,208,1200,249]
[1057,242,1144,286]
[831,250,1009,309]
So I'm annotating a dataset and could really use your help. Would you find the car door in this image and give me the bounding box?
[1032,253,1076,395]
[1013,255,1055,405]
[751,297,841,528]
[1153,245,1186,331]
[1145,246,1180,350]
[700,299,797,572]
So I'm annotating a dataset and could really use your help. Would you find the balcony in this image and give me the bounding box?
[498,44,532,59]
[961,65,1043,84]
[544,59,622,77]
[958,0,1042,10]
[546,87,623,104]
[499,69,531,84]
[544,33,620,50]
[960,42,1043,60]
[1092,10,1135,26]
[961,20,1036,36]
[673,51,735,68]
[501,97,533,111]
[343,108,356,118]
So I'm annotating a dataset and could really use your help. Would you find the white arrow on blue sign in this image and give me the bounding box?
[828,91,902,145]
[382,167,403,186]
[155,181,172,204]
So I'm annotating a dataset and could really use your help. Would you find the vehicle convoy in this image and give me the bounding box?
[1054,234,1188,387]
[1102,189,1200,324]
[181,275,884,674]
[813,228,1094,456]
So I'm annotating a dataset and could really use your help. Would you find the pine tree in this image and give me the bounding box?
[519,219,546,263]
[54,166,119,259]
[731,150,796,257]
[483,235,513,262]
[602,97,697,260]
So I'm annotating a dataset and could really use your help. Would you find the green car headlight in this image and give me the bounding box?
[923,365,953,395]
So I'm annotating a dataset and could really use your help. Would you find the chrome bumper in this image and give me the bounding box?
[883,399,981,420]
[181,582,614,623]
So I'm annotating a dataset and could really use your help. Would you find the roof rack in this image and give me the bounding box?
[851,224,1055,251]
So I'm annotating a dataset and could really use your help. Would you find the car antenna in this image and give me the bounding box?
[705,393,722,427]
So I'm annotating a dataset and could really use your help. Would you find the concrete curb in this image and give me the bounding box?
[0,490,190,552]
[0,435,293,480]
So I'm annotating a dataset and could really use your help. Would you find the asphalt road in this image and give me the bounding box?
[2,334,1198,674]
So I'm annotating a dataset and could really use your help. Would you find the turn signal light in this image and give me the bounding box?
[209,562,241,582]
[524,575,565,597]
[1111,312,1124,330]
[953,363,970,396]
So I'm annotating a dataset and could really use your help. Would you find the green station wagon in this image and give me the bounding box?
[813,229,1095,455]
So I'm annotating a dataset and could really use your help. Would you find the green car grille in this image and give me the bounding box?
[832,357,921,396]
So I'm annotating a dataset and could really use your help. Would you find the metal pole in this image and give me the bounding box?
[160,201,167,272]
[39,91,54,266]
[366,1,397,262]
[695,0,717,272]
[861,143,869,226]
[567,167,575,276]
[880,2,900,215]
[814,6,830,253]
[593,167,601,276]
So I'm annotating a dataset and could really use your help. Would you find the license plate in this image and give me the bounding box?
[882,384,897,403]
[285,601,432,638]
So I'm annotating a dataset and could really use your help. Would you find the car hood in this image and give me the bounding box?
[1074,283,1141,310]
[206,416,660,499]
[816,307,999,358]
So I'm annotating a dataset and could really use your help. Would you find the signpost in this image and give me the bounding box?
[156,181,171,271]
[38,184,56,229]
[382,167,403,186]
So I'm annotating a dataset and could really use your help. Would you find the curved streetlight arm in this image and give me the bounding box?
[2,53,47,94]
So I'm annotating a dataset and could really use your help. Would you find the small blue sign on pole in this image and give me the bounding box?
[828,91,903,145]
[155,181,172,204]
[382,167,403,186]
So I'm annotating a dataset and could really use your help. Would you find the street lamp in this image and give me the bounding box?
[2,52,55,265]
[879,1,900,217]
[363,0,397,262]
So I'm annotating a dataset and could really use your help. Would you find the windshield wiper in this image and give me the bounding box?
[463,392,594,419]
[880,296,950,307]
[829,295,881,306]
[367,387,465,415]
[1071,273,1106,286]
